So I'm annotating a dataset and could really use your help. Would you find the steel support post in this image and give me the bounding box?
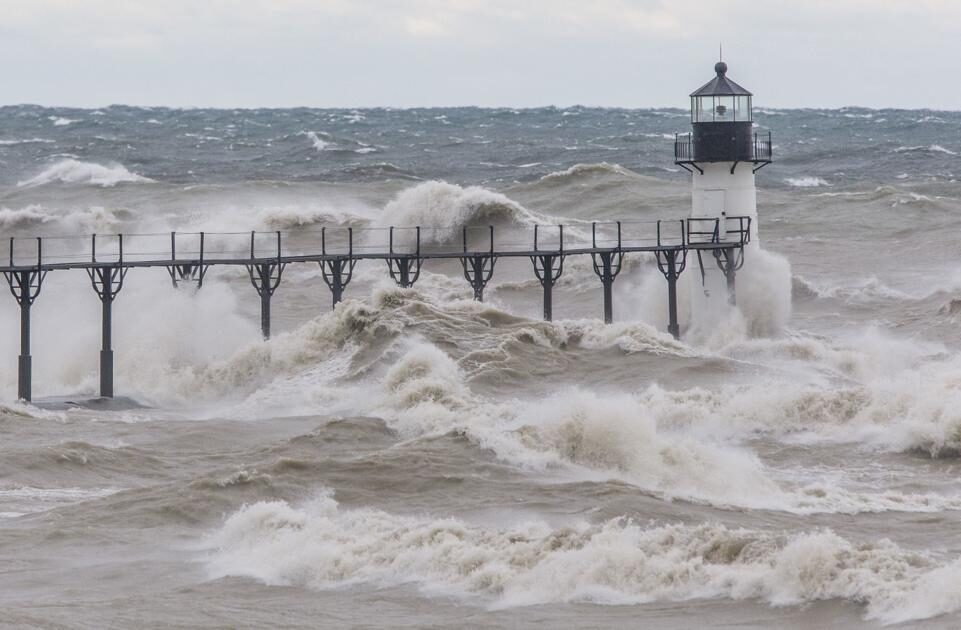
[591,251,623,325]
[5,239,45,401]
[714,248,743,307]
[18,295,32,401]
[167,231,207,288]
[726,266,736,306]
[656,249,687,340]
[88,266,126,398]
[461,255,496,302]
[100,295,113,398]
[471,256,485,301]
[387,257,421,289]
[247,262,284,340]
[667,271,679,340]
[386,226,421,289]
[397,261,411,288]
[532,254,564,321]
[320,257,356,309]
[259,265,271,339]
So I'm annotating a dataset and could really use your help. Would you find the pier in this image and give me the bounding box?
[2,216,749,401]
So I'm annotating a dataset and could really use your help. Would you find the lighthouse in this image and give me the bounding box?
[674,61,772,331]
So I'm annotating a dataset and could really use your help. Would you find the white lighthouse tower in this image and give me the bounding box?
[674,61,772,329]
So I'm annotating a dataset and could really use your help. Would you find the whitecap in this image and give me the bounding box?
[202,495,961,623]
[16,159,154,188]
[785,176,831,188]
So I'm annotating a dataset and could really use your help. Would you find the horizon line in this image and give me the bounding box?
[2,103,961,113]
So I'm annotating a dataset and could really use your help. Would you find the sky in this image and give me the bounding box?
[3,0,961,109]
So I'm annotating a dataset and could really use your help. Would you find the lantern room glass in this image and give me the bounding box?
[691,96,752,123]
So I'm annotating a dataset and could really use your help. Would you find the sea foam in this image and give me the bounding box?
[204,494,961,623]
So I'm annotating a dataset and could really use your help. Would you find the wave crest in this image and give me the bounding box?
[17,159,154,188]
[204,496,961,623]
[0,204,123,233]
[380,181,550,243]
[538,162,636,183]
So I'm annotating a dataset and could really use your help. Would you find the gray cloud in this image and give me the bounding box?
[3,0,959,108]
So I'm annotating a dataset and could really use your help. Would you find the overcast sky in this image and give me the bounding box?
[3,0,960,109]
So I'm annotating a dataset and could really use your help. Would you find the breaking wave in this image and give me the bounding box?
[0,204,123,233]
[17,159,154,188]
[624,329,961,460]
[204,494,961,624]
[301,130,378,154]
[379,181,552,243]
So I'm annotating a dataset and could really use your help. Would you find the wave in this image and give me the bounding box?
[301,130,378,155]
[339,162,418,180]
[2,280,955,513]
[379,181,552,243]
[791,275,913,303]
[368,336,956,513]
[633,329,961,460]
[0,485,118,519]
[17,159,154,188]
[560,319,691,356]
[794,272,961,305]
[538,162,637,184]
[810,185,939,207]
[204,495,961,623]
[894,144,958,156]
[252,204,376,230]
[791,276,822,301]
[0,204,123,232]
[305,130,332,151]
[785,176,831,188]
[0,138,55,146]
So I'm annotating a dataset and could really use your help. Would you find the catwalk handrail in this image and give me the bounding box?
[2,216,751,271]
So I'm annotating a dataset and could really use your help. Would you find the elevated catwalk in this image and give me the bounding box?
[2,216,750,401]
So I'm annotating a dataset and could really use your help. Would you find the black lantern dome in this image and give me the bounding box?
[674,63,772,171]
[691,62,753,122]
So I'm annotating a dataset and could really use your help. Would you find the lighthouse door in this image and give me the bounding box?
[702,189,725,217]
[701,189,727,240]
